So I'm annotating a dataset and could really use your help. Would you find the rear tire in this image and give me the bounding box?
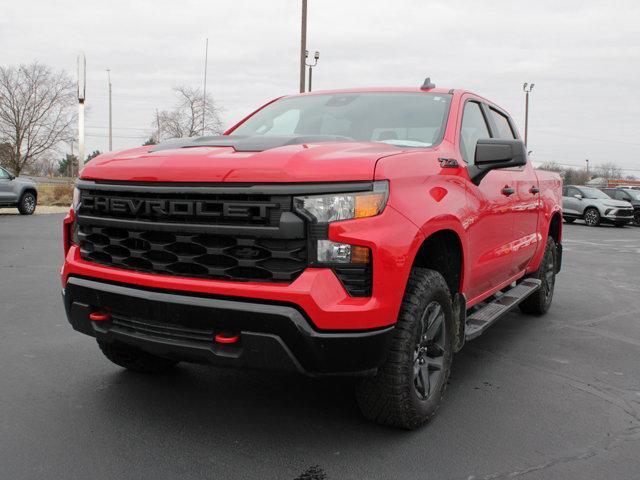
[633,211,640,227]
[97,340,179,373]
[355,268,453,429]
[519,236,557,315]
[583,207,600,227]
[18,192,36,215]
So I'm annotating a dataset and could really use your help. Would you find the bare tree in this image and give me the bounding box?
[0,62,76,175]
[595,162,623,180]
[537,160,562,172]
[154,86,223,141]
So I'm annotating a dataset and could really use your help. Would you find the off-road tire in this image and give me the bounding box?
[519,236,557,315]
[355,268,453,430]
[18,192,36,215]
[563,217,575,224]
[97,340,179,373]
[583,207,600,227]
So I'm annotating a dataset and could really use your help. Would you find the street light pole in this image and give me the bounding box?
[202,37,209,135]
[523,82,534,147]
[77,53,86,169]
[586,159,590,178]
[299,0,307,93]
[107,69,112,151]
[305,51,319,92]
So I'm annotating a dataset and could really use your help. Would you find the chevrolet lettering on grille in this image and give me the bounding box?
[82,195,277,221]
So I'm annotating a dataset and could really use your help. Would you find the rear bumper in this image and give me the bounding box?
[63,276,394,376]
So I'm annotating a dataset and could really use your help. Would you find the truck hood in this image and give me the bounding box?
[80,141,404,183]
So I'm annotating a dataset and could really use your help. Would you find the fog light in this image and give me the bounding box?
[317,240,370,264]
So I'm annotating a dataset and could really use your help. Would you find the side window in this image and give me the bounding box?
[490,109,516,139]
[460,102,491,163]
[0,168,10,180]
[566,187,580,197]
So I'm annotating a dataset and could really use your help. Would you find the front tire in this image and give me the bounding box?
[519,236,557,315]
[98,340,179,373]
[355,268,453,429]
[583,207,600,227]
[633,211,640,227]
[18,192,36,215]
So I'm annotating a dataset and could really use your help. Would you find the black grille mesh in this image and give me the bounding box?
[334,266,372,297]
[78,225,307,282]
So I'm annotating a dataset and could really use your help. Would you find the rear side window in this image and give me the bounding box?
[490,109,516,139]
[0,167,10,179]
[460,102,491,163]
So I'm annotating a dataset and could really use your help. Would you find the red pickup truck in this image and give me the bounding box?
[62,81,562,429]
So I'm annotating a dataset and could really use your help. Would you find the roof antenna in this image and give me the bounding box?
[421,77,436,90]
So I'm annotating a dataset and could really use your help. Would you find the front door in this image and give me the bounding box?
[458,99,517,302]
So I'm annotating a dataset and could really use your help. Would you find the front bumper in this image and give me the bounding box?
[63,276,394,376]
[603,208,634,222]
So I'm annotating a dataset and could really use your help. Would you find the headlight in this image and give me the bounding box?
[294,181,388,223]
[72,187,80,211]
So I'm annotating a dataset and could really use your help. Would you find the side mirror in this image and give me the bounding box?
[468,139,527,185]
[9,174,15,180]
[574,194,582,200]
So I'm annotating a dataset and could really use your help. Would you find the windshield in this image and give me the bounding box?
[581,187,611,199]
[623,189,640,200]
[232,92,452,148]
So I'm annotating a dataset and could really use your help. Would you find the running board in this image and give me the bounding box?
[465,279,542,340]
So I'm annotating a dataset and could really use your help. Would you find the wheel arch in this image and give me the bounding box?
[21,187,38,200]
[410,228,464,295]
[409,227,466,353]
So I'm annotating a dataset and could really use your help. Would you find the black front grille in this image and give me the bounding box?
[78,225,307,282]
[617,209,634,217]
[76,184,308,283]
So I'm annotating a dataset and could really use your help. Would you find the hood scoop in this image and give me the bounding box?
[149,134,353,153]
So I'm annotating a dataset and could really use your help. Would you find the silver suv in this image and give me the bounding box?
[0,166,38,215]
[562,185,633,227]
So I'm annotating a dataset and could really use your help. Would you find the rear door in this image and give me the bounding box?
[0,167,17,202]
[486,107,540,272]
[459,98,517,301]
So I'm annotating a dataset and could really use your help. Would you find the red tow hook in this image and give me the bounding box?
[89,310,111,322]
[215,332,240,345]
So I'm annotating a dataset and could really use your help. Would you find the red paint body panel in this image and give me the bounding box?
[63,87,562,330]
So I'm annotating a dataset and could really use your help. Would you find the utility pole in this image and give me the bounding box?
[107,69,112,151]
[523,82,534,147]
[202,38,209,135]
[305,50,319,92]
[77,52,86,168]
[299,0,307,93]
[586,159,590,178]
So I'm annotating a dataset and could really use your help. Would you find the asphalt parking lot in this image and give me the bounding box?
[1,213,639,480]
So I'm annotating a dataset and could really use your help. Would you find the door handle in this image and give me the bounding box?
[501,186,515,196]
[530,186,540,194]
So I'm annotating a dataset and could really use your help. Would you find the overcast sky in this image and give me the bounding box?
[2,0,640,174]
